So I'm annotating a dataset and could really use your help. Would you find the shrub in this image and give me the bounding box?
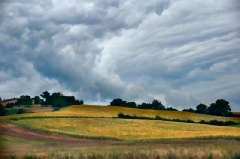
[53,107,60,111]
[185,119,195,123]
[118,112,125,118]
[5,108,18,115]
[199,120,236,126]
[17,108,26,114]
[0,104,6,116]
[154,115,163,120]
[22,155,37,159]
[199,120,206,124]
[5,103,15,108]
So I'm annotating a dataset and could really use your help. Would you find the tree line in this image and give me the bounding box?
[110,98,177,110]
[110,98,235,117]
[0,91,84,116]
[182,99,232,117]
[0,92,237,118]
[39,91,83,107]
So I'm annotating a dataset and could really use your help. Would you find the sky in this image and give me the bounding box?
[0,0,240,111]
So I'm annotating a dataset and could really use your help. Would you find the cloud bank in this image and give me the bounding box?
[1,0,240,111]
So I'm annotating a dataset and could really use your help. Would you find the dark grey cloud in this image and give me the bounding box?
[0,0,240,111]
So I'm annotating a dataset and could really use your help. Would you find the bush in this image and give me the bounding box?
[17,108,26,114]
[199,120,206,124]
[24,105,32,107]
[5,103,15,108]
[199,120,236,126]
[5,108,18,115]
[154,115,163,120]
[53,107,60,111]
[118,112,125,118]
[0,104,6,116]
[22,155,37,159]
[185,119,194,123]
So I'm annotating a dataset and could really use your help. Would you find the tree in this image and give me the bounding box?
[166,107,178,111]
[52,92,65,107]
[40,91,52,105]
[75,99,84,105]
[110,98,123,106]
[152,100,165,110]
[0,103,6,116]
[52,98,65,108]
[34,96,41,105]
[196,104,208,114]
[138,102,152,109]
[5,103,15,108]
[182,108,195,113]
[208,99,231,116]
[126,102,137,108]
[15,95,32,106]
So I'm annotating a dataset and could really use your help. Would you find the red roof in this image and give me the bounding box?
[2,98,19,102]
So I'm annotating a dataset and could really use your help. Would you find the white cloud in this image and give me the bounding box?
[0,0,240,111]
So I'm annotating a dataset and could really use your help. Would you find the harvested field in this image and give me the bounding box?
[1,123,240,159]
[7,118,240,141]
[1,105,240,123]
[1,105,240,158]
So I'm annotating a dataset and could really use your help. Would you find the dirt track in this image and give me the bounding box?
[0,122,120,145]
[1,122,240,146]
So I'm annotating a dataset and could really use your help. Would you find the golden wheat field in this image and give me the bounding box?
[10,118,240,141]
[1,105,240,123]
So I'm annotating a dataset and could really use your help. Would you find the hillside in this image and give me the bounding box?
[9,117,240,141]
[1,105,240,123]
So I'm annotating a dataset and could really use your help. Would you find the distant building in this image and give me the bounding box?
[1,97,19,107]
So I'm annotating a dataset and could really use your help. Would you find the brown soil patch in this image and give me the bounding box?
[0,122,117,145]
[24,106,54,113]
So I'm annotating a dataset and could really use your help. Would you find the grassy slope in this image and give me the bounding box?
[1,105,240,123]
[1,105,240,141]
[10,118,240,141]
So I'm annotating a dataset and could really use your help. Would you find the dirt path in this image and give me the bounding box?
[1,122,240,146]
[0,122,119,144]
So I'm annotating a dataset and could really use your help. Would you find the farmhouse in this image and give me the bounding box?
[1,97,19,107]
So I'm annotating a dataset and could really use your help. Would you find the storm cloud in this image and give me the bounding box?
[1,0,240,111]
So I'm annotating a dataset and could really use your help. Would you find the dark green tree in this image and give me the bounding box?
[0,103,6,116]
[5,103,15,108]
[52,92,65,107]
[196,103,208,114]
[138,102,152,109]
[52,98,66,108]
[40,91,52,105]
[110,98,123,106]
[166,107,178,111]
[152,100,165,110]
[33,96,41,105]
[208,99,231,116]
[75,99,84,105]
[15,95,32,106]
[122,101,127,106]
[63,96,75,106]
[182,108,195,113]
[126,102,137,108]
